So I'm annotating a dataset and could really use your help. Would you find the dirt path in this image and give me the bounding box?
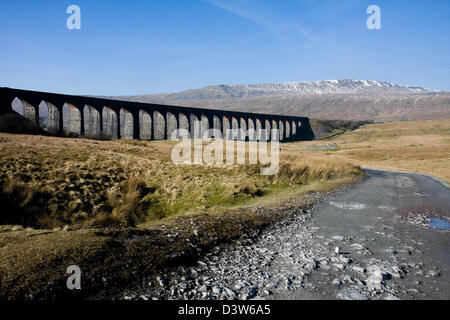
[123,169,450,300]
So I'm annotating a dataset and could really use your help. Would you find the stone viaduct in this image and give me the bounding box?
[0,87,315,142]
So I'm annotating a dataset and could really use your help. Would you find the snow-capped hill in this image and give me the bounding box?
[113,80,449,122]
[161,80,429,100]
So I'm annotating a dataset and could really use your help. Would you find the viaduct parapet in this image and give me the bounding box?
[0,87,315,142]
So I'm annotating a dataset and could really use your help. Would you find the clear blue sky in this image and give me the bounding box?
[0,0,449,95]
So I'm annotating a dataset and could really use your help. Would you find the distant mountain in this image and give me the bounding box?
[112,80,450,122]
[130,80,430,99]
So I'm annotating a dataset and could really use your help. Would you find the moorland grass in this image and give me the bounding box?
[286,119,450,183]
[0,132,363,299]
[0,134,362,229]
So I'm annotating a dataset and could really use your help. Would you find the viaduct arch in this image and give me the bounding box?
[0,87,315,142]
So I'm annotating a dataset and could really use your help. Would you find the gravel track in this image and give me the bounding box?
[123,169,450,300]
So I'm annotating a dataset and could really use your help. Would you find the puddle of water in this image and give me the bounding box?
[378,205,394,212]
[414,192,431,197]
[427,218,450,231]
[329,201,366,210]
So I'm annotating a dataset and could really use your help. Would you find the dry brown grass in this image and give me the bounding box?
[276,153,362,184]
[1,119,447,299]
[0,133,361,229]
[285,119,450,183]
[92,177,150,227]
[0,132,364,299]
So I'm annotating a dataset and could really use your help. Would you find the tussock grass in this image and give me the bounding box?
[0,133,361,229]
[92,177,150,227]
[276,153,362,184]
[286,119,450,183]
[0,133,364,299]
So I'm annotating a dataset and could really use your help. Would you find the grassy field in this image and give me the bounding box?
[2,119,448,298]
[0,133,362,299]
[285,119,450,184]
[0,133,361,229]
